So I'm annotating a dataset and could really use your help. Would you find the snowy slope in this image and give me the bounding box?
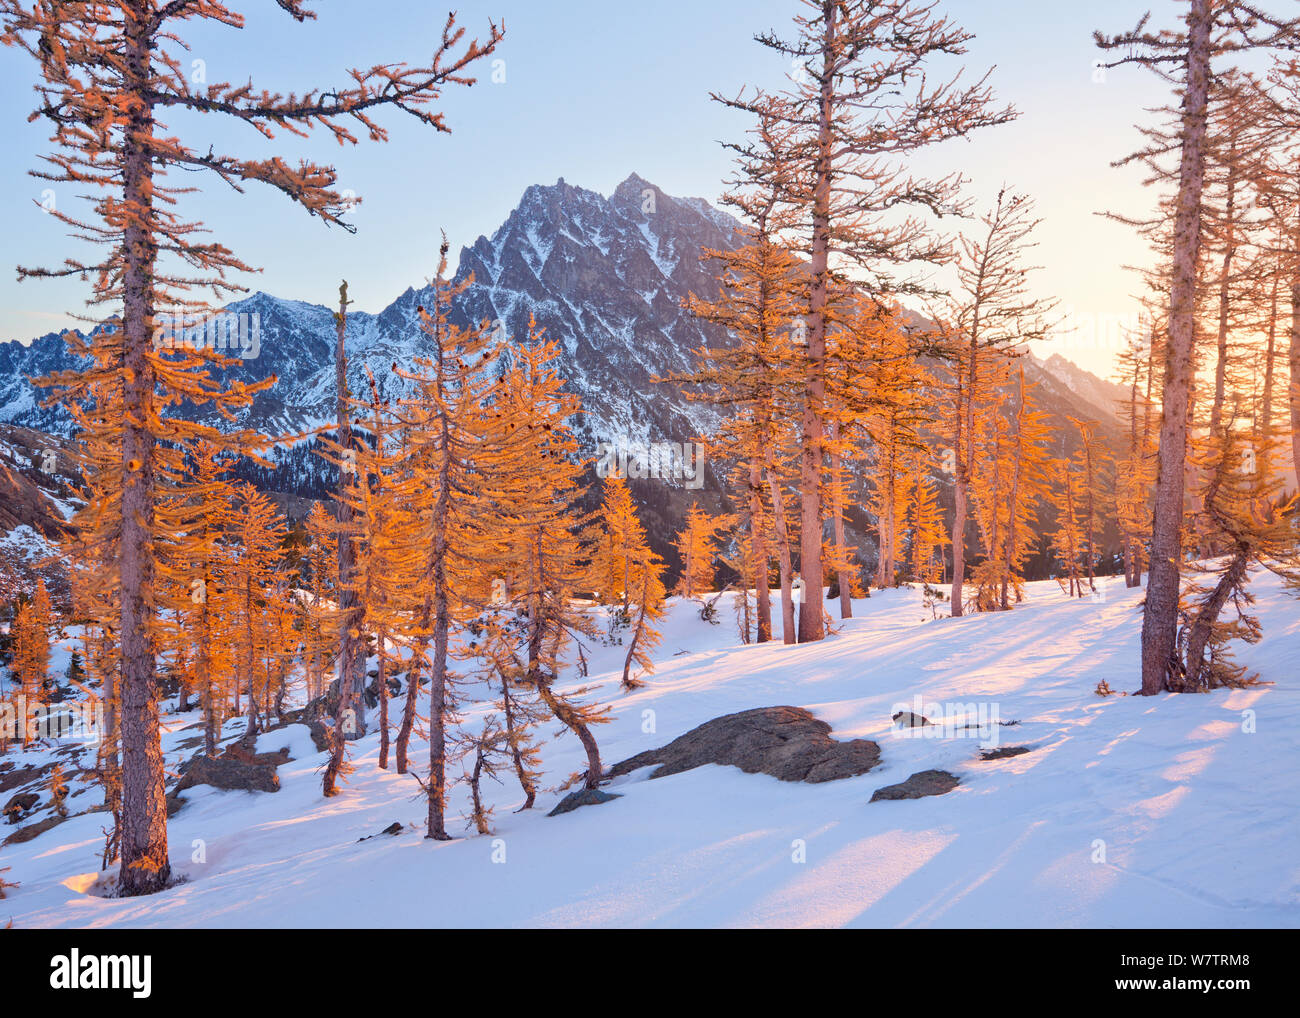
[3,570,1297,929]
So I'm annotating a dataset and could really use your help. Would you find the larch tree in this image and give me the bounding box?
[489,329,610,794]
[720,0,1015,641]
[938,188,1056,617]
[1068,417,1109,595]
[589,472,668,690]
[996,366,1053,609]
[392,242,503,831]
[1114,331,1159,588]
[968,361,1052,610]
[852,305,935,591]
[0,0,503,894]
[223,482,287,744]
[11,597,51,746]
[1049,454,1087,598]
[591,474,648,618]
[166,442,238,757]
[301,502,339,706]
[678,99,804,643]
[349,368,421,771]
[322,280,369,762]
[899,456,948,586]
[1097,0,1300,695]
[673,504,736,601]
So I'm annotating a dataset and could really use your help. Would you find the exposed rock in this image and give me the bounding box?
[980,745,1032,761]
[267,708,332,754]
[3,792,40,823]
[2,814,67,846]
[174,754,280,795]
[222,743,291,768]
[892,710,932,729]
[606,706,881,785]
[0,764,47,795]
[548,788,623,817]
[870,769,960,802]
[358,822,404,842]
[306,720,331,754]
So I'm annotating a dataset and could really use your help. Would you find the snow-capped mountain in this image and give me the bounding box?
[0,173,1128,573]
[0,173,738,458]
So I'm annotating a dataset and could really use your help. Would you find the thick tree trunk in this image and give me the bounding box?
[117,7,170,897]
[1141,0,1210,695]
[324,284,361,797]
[798,2,838,644]
[1290,271,1300,484]
[424,412,453,840]
[951,479,968,617]
[426,601,450,838]
[394,664,418,775]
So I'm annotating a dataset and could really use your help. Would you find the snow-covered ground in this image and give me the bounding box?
[3,572,1298,928]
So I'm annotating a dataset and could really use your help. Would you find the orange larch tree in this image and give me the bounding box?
[1,0,503,895]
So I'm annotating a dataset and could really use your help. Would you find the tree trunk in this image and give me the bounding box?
[767,468,796,644]
[798,2,838,644]
[749,460,772,642]
[1290,269,1300,485]
[117,8,170,896]
[424,409,454,840]
[377,628,389,770]
[501,683,536,809]
[1260,268,1279,480]
[394,664,418,775]
[951,479,968,617]
[1141,0,1210,696]
[535,681,603,791]
[830,430,852,618]
[324,283,361,797]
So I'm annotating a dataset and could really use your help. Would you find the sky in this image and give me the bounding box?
[0,0,1183,378]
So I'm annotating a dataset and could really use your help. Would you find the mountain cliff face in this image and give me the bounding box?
[0,173,1127,577]
[0,173,736,456]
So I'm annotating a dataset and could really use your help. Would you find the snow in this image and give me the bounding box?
[2,571,1298,928]
[0,524,59,563]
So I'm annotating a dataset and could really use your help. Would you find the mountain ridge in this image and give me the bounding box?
[0,173,1128,576]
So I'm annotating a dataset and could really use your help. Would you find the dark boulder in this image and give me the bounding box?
[174,754,280,795]
[979,745,1032,761]
[870,769,960,802]
[548,789,623,817]
[222,743,291,768]
[606,706,881,785]
[3,813,67,846]
[3,792,40,823]
[358,822,404,842]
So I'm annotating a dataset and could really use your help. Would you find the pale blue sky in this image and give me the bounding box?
[0,0,1180,376]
